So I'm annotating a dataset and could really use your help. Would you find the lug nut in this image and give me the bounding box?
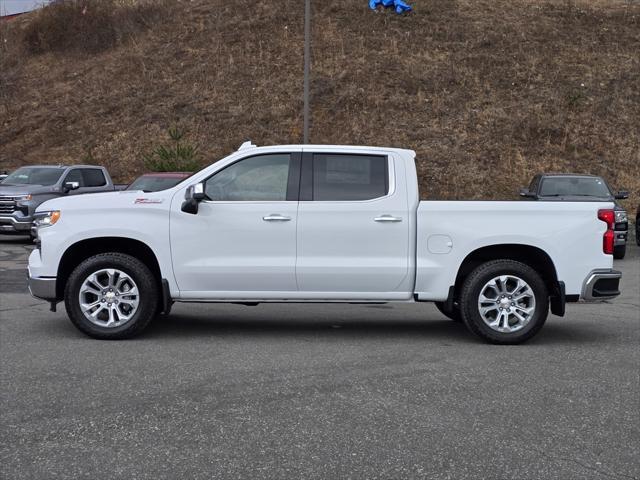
[511,302,515,306]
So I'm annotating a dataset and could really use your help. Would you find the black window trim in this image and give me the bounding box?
[300,152,391,202]
[200,152,302,203]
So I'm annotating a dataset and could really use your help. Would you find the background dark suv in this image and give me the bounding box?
[520,173,629,259]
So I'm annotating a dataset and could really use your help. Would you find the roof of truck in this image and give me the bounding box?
[236,141,416,156]
[136,172,192,178]
[537,173,599,177]
[14,164,105,169]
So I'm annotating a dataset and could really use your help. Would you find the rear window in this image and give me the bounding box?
[312,154,388,201]
[539,177,611,197]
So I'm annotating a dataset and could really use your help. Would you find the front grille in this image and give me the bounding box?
[0,196,18,215]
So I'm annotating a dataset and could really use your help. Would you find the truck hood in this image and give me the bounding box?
[0,184,59,196]
[35,189,170,212]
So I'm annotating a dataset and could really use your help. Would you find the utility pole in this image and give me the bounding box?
[303,0,311,144]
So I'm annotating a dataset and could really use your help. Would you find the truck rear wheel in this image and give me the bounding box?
[459,260,549,344]
[64,253,159,339]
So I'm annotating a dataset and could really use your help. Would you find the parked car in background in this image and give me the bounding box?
[520,173,629,259]
[636,204,640,246]
[0,171,8,182]
[28,142,621,344]
[0,165,120,238]
[126,172,192,192]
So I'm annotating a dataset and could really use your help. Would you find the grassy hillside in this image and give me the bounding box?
[1,0,638,205]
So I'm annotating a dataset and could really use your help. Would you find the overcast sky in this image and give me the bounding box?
[0,0,52,16]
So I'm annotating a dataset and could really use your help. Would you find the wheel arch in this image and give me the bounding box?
[56,237,162,300]
[453,244,560,301]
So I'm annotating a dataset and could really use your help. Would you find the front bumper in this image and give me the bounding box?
[28,275,57,301]
[581,269,622,301]
[0,215,32,234]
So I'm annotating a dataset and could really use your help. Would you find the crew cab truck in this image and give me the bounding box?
[0,165,121,238]
[28,143,622,344]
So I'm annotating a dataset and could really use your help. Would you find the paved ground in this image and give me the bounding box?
[1,235,638,480]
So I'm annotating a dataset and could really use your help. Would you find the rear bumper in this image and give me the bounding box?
[614,229,627,246]
[581,269,622,301]
[28,275,57,301]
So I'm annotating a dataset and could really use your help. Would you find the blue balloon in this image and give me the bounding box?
[369,0,412,14]
[394,0,412,13]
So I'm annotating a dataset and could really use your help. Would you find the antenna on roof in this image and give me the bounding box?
[238,141,256,151]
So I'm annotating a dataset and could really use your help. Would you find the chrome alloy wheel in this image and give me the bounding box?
[477,275,536,333]
[78,269,140,328]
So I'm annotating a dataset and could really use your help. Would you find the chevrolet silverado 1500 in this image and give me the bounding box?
[27,143,622,344]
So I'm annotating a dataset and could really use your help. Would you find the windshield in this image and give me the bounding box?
[1,167,65,186]
[539,177,612,198]
[126,176,188,192]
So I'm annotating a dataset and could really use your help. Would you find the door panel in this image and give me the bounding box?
[296,152,411,297]
[171,202,298,293]
[170,153,300,296]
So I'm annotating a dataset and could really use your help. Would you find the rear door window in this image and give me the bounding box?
[311,154,388,201]
[82,169,107,187]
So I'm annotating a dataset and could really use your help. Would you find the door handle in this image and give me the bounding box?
[263,214,291,221]
[374,215,402,222]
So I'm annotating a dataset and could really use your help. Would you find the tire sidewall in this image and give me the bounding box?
[461,261,549,344]
[65,253,158,339]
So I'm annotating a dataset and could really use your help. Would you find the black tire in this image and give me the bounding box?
[434,301,462,322]
[459,259,549,345]
[64,252,159,339]
[613,245,626,260]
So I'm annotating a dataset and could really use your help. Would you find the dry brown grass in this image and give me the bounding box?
[21,0,167,54]
[0,0,638,208]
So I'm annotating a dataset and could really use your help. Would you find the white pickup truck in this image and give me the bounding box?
[28,143,622,344]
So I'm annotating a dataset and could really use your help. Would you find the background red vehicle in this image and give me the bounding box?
[126,172,192,192]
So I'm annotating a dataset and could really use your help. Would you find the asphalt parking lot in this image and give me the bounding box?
[1,235,638,480]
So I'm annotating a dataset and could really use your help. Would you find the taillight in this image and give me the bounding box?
[598,209,615,255]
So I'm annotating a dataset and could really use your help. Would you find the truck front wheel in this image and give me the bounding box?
[64,253,159,339]
[459,260,549,344]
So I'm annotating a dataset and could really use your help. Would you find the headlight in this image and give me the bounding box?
[615,210,628,223]
[33,210,61,228]
[16,194,32,201]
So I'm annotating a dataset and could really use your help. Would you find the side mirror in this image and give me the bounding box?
[519,188,534,198]
[181,182,205,214]
[63,181,80,193]
[614,190,629,200]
